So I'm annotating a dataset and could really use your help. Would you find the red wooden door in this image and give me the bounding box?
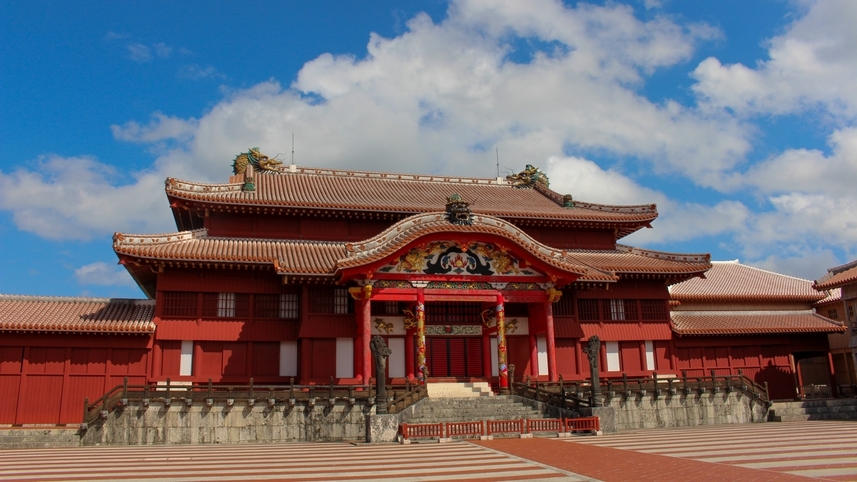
[426,338,483,378]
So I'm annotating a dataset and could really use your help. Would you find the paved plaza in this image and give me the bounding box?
[0,421,855,481]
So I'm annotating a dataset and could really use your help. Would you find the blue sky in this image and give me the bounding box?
[1,0,855,298]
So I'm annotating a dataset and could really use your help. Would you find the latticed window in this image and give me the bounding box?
[217,293,235,317]
[623,300,638,320]
[280,293,299,318]
[553,291,574,316]
[254,294,280,318]
[828,309,839,320]
[577,299,599,321]
[201,293,248,318]
[426,302,482,324]
[847,305,854,320]
[605,299,625,320]
[309,287,353,314]
[505,303,529,317]
[640,300,667,320]
[254,294,300,318]
[371,301,403,316]
[162,292,197,317]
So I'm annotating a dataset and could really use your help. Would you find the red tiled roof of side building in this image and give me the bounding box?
[567,245,711,277]
[114,229,347,275]
[669,260,824,302]
[670,310,845,336]
[165,168,658,229]
[0,295,155,334]
[815,263,857,290]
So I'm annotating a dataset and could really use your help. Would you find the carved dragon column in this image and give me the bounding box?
[497,293,509,392]
[416,291,427,384]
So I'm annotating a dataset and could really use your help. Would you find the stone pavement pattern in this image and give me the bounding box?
[1,421,855,481]
[0,441,591,481]
[565,420,857,481]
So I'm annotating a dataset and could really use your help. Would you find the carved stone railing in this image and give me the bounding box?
[81,377,423,428]
[511,369,771,413]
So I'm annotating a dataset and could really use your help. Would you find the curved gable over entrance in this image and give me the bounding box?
[335,212,608,287]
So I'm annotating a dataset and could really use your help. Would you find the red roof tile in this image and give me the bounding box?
[670,310,845,335]
[166,167,658,237]
[669,261,824,302]
[114,229,346,275]
[815,263,857,290]
[114,221,707,285]
[0,295,155,334]
[568,245,710,280]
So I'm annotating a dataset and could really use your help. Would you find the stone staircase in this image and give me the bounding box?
[426,381,494,398]
[768,398,857,422]
[407,396,551,425]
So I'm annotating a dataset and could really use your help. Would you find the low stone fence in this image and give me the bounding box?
[82,398,372,446]
[597,389,769,432]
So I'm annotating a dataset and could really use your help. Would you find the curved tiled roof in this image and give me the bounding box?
[0,295,155,334]
[165,167,658,233]
[669,261,824,302]
[815,288,842,305]
[671,310,845,336]
[338,212,607,279]
[815,263,857,290]
[114,229,346,275]
[567,245,710,278]
[114,222,708,284]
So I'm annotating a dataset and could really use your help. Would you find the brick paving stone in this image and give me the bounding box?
[473,437,816,481]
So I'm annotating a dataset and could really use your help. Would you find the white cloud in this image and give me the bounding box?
[177,64,224,80]
[75,262,137,287]
[153,42,172,58]
[692,0,857,118]
[2,0,854,280]
[111,112,198,143]
[0,155,173,240]
[127,43,152,63]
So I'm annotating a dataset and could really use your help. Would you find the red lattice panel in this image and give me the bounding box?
[400,423,443,440]
[564,416,600,433]
[527,418,562,434]
[447,421,484,438]
[486,419,525,436]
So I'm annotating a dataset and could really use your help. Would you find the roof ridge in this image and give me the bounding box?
[615,244,711,263]
[0,294,153,304]
[729,261,814,283]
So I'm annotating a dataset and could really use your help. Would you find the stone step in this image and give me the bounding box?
[768,399,857,422]
[426,382,494,398]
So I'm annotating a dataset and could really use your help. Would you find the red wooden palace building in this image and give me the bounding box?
[0,151,845,424]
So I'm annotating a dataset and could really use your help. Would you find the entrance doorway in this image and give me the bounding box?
[426,337,483,377]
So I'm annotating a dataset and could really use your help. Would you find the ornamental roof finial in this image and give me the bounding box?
[506,164,549,189]
[445,193,473,226]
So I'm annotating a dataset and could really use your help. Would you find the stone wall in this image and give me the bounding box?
[600,390,769,432]
[82,399,372,446]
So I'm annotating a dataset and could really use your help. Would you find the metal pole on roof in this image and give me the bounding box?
[496,147,499,178]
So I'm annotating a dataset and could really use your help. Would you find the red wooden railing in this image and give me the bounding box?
[447,421,484,438]
[527,418,563,434]
[486,419,525,436]
[565,416,600,433]
[400,422,444,440]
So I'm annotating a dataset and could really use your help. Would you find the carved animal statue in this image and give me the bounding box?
[492,251,519,275]
[373,318,395,334]
[506,164,550,189]
[232,148,283,175]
